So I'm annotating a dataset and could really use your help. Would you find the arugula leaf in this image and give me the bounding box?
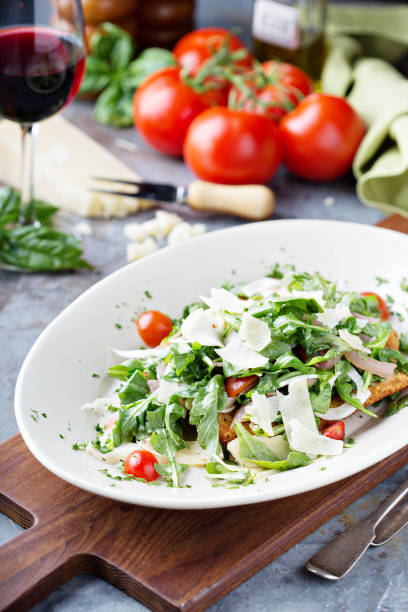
[349,294,381,318]
[234,422,278,463]
[189,374,226,456]
[113,397,151,446]
[376,348,408,375]
[80,23,176,127]
[0,225,90,271]
[399,333,408,354]
[335,360,377,418]
[170,344,196,377]
[383,394,408,417]
[206,461,252,484]
[255,373,278,394]
[151,403,187,486]
[310,381,332,415]
[363,321,392,349]
[118,369,149,405]
[0,187,57,226]
[108,359,144,381]
[250,450,312,470]
[261,339,292,360]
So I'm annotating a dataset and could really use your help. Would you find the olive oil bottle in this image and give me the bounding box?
[252,0,327,82]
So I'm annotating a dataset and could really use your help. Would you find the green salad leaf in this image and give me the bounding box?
[190,374,226,456]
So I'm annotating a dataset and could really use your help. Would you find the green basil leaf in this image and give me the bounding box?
[0,187,57,226]
[128,48,176,87]
[79,56,111,94]
[91,22,134,68]
[0,226,90,271]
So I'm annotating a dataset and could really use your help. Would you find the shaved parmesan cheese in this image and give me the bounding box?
[277,374,318,389]
[245,391,278,435]
[111,346,170,359]
[287,419,343,455]
[338,329,370,354]
[181,308,224,346]
[317,304,351,328]
[157,379,187,404]
[317,366,370,420]
[87,442,140,464]
[241,277,281,297]
[215,331,268,369]
[176,441,209,466]
[200,288,248,313]
[278,377,318,435]
[239,313,271,351]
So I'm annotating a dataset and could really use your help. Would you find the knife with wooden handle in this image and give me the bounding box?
[91,178,276,221]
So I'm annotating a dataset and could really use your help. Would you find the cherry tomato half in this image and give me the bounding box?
[173,27,252,76]
[321,421,345,441]
[136,310,173,347]
[184,107,281,184]
[360,292,390,321]
[225,375,259,398]
[279,93,366,181]
[124,450,160,481]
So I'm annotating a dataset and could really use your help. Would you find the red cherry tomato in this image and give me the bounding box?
[183,107,281,184]
[133,67,208,156]
[321,421,345,441]
[136,310,173,347]
[124,450,160,481]
[234,61,314,123]
[225,375,259,398]
[173,27,252,76]
[279,93,366,180]
[360,292,390,321]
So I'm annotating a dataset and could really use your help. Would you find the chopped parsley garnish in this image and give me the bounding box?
[144,290,152,299]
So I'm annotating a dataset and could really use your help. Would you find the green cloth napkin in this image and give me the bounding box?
[322,5,408,216]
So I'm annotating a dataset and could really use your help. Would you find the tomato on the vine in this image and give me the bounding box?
[133,67,209,156]
[136,310,173,347]
[233,61,314,123]
[360,292,390,321]
[124,450,160,481]
[279,93,366,180]
[183,107,281,184]
[225,375,259,398]
[173,27,252,76]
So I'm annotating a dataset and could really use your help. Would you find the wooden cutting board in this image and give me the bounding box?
[1,214,408,612]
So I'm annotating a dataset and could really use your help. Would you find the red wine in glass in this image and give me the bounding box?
[0,0,85,230]
[0,26,85,124]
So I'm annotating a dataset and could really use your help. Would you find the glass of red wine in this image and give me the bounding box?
[0,0,85,226]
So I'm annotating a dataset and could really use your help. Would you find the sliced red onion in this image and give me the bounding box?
[315,356,341,370]
[351,312,379,324]
[147,379,159,393]
[230,405,246,429]
[219,397,236,413]
[345,351,396,378]
[358,333,373,343]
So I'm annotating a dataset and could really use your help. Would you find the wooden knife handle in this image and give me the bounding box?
[186,181,276,221]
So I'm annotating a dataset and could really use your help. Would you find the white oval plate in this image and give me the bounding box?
[15,220,408,509]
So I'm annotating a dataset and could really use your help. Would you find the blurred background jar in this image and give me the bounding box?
[252,0,327,82]
[61,0,195,49]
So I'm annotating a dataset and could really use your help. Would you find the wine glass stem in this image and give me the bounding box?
[19,123,38,226]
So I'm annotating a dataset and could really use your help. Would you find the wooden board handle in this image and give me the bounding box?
[0,525,74,612]
[186,181,276,220]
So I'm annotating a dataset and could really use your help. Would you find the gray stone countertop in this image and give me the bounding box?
[1,1,408,610]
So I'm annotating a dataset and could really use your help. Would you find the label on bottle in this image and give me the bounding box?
[252,0,300,50]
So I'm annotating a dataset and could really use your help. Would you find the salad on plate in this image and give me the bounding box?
[78,264,408,488]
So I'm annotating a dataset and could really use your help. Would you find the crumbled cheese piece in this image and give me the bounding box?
[124,223,150,242]
[152,210,183,237]
[239,312,271,351]
[324,196,335,207]
[167,222,206,246]
[215,331,268,369]
[126,238,158,262]
[74,221,92,236]
[200,288,248,314]
[181,308,224,346]
[81,397,113,415]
